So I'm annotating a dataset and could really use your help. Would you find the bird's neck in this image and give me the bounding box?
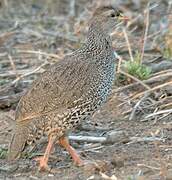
[85,23,112,52]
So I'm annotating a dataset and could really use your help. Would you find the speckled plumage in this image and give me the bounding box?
[8,6,123,161]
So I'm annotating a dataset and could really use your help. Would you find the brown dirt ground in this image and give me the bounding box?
[0,94,172,180]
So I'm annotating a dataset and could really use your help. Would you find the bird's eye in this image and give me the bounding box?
[116,11,121,17]
[110,13,115,17]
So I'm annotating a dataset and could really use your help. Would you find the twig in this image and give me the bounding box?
[0,52,8,57]
[137,163,160,171]
[129,136,164,143]
[131,80,172,100]
[113,70,172,94]
[129,92,150,120]
[69,0,76,17]
[140,3,150,63]
[0,62,47,92]
[160,102,172,109]
[153,69,172,76]
[69,134,163,144]
[16,50,63,59]
[8,54,19,79]
[99,172,117,180]
[0,69,43,78]
[119,69,151,90]
[150,61,172,73]
[145,109,172,119]
[123,28,134,62]
[69,135,106,143]
[0,92,24,107]
[83,145,104,153]
[114,52,121,73]
[69,131,127,144]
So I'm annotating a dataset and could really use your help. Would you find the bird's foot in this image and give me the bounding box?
[34,156,51,172]
[58,136,84,166]
[34,135,55,171]
[72,154,84,166]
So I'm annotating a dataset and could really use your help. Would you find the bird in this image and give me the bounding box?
[7,6,127,171]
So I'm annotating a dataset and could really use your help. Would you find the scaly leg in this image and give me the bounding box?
[34,135,56,171]
[59,136,83,166]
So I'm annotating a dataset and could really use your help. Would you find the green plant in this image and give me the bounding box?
[163,47,172,59]
[115,73,127,84]
[124,52,152,80]
[0,148,7,159]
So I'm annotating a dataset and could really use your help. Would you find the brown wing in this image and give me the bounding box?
[15,55,93,123]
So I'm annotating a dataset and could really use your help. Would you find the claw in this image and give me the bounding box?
[34,156,51,171]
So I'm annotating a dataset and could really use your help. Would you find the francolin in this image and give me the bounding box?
[8,6,127,171]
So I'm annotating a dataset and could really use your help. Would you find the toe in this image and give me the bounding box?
[34,156,51,172]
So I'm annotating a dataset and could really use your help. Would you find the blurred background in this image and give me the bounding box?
[0,0,172,179]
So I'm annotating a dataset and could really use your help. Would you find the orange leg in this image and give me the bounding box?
[59,136,83,166]
[34,135,56,171]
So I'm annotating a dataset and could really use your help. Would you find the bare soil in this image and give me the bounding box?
[0,95,172,180]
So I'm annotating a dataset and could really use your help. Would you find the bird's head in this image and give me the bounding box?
[89,6,128,34]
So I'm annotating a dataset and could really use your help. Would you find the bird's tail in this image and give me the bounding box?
[7,125,28,161]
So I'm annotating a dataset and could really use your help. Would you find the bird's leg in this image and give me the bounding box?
[58,136,83,166]
[34,135,56,171]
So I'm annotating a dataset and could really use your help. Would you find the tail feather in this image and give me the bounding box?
[7,127,28,161]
